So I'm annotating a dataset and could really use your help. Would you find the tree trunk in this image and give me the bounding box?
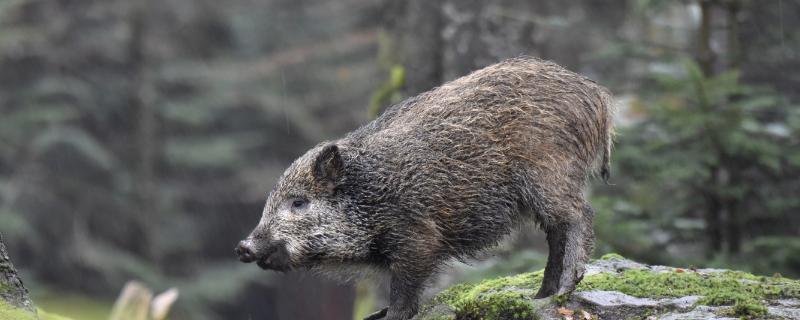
[725,0,741,70]
[399,0,444,96]
[0,233,37,316]
[696,0,729,256]
[697,0,716,76]
[129,0,159,261]
[724,0,743,254]
[704,170,724,255]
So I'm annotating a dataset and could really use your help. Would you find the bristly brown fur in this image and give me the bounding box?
[242,57,614,320]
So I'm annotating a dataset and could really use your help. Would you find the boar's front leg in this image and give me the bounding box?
[363,272,427,320]
[384,270,428,320]
[363,307,389,320]
[378,242,438,320]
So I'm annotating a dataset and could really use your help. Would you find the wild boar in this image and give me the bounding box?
[236,57,614,320]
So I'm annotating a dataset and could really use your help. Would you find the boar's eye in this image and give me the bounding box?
[290,198,308,210]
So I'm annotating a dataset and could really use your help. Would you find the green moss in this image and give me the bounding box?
[551,293,570,306]
[0,281,11,295]
[700,291,767,317]
[578,269,799,317]
[0,300,38,320]
[599,253,626,261]
[731,302,768,318]
[432,271,543,320]
[578,269,800,300]
[432,283,479,306]
[426,261,800,319]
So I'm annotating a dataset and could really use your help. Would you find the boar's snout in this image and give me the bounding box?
[235,238,292,272]
[235,240,257,263]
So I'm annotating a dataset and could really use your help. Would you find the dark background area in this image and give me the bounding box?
[0,0,798,319]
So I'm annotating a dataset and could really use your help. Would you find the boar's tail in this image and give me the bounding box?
[599,88,615,185]
[600,146,611,183]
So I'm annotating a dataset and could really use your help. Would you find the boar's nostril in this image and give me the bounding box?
[235,241,257,263]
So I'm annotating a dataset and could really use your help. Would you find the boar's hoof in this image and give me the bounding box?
[363,307,389,320]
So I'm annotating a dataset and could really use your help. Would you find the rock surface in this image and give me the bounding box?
[1,233,38,319]
[414,254,800,320]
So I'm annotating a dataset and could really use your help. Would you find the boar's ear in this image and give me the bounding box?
[313,143,343,193]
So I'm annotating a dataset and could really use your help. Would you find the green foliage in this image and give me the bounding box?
[594,57,800,270]
[31,127,116,169]
[702,236,800,279]
[743,237,800,278]
[368,64,405,118]
[368,29,407,119]
[2,1,799,319]
[164,135,253,168]
[0,0,380,318]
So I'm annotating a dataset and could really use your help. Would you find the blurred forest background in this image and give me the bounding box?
[0,0,798,319]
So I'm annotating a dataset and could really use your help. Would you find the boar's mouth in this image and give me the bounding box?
[255,241,292,272]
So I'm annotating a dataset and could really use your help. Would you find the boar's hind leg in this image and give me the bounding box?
[534,200,594,298]
[556,202,594,296]
[535,224,567,298]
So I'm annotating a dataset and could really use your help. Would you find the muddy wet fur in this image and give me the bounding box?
[238,57,614,320]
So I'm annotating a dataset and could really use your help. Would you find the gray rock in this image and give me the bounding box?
[1,233,38,317]
[416,304,456,320]
[658,306,738,320]
[695,268,730,274]
[569,291,660,320]
[648,265,678,273]
[571,292,705,320]
[768,305,800,319]
[663,295,702,309]
[774,299,800,307]
[575,291,659,307]
[585,257,648,276]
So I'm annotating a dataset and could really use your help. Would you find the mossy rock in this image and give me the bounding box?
[2,233,38,317]
[415,255,800,320]
[0,300,77,320]
[1,300,37,320]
